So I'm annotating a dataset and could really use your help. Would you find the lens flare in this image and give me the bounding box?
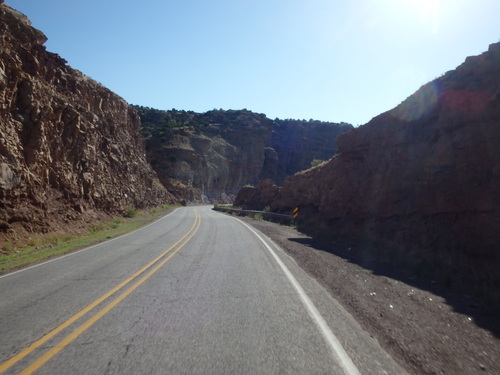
[393,81,441,121]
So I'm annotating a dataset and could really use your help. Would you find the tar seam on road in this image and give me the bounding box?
[0,208,181,280]
[235,218,362,375]
[0,209,200,375]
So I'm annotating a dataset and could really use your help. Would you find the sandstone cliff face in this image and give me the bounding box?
[145,110,273,202]
[0,4,173,240]
[245,43,500,300]
[140,108,352,202]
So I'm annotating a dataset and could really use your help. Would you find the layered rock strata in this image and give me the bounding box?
[0,4,173,240]
[139,108,352,202]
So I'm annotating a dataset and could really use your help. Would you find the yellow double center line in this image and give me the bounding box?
[0,209,201,375]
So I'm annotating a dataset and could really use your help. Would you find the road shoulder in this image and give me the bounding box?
[240,217,500,375]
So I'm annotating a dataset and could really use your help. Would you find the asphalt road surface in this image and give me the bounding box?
[0,206,407,374]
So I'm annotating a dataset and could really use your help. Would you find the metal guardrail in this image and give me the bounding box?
[212,206,293,220]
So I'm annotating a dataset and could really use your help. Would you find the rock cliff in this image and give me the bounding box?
[260,118,353,184]
[241,43,500,302]
[0,4,173,242]
[138,107,352,202]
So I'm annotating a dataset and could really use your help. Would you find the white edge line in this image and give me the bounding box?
[235,218,361,375]
[0,207,181,279]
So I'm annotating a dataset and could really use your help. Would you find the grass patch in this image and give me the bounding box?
[252,213,264,221]
[0,204,175,274]
[123,205,137,218]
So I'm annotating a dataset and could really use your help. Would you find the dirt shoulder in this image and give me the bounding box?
[241,217,500,375]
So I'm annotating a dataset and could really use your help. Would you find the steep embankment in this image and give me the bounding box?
[138,107,352,202]
[0,3,173,242]
[241,43,500,302]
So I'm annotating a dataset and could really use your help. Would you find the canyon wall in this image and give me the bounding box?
[260,118,353,184]
[241,43,500,300]
[0,4,174,241]
[139,108,352,202]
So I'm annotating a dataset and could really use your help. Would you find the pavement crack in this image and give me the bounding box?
[123,343,132,358]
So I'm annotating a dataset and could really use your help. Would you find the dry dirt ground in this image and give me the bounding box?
[241,217,500,375]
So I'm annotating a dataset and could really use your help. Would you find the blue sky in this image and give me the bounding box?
[5,0,500,125]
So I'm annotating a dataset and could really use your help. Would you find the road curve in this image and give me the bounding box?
[0,206,406,374]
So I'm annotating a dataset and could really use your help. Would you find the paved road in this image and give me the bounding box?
[0,206,407,374]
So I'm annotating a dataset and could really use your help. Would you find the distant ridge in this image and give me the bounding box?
[135,106,352,202]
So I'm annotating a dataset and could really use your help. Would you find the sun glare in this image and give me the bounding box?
[407,0,441,33]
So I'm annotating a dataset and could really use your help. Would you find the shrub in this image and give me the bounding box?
[311,159,325,167]
[124,205,137,218]
[2,241,13,254]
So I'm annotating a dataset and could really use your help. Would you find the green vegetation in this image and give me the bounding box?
[0,204,175,274]
[252,213,264,221]
[123,205,137,218]
[133,106,267,140]
[273,118,352,130]
[132,105,352,145]
[310,159,326,167]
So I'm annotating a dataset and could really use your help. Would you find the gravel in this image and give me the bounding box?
[242,217,500,375]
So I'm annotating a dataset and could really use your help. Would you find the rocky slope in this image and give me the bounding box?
[138,107,352,202]
[0,3,174,243]
[239,42,500,305]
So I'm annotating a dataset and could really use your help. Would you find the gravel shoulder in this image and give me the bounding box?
[241,217,500,375]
